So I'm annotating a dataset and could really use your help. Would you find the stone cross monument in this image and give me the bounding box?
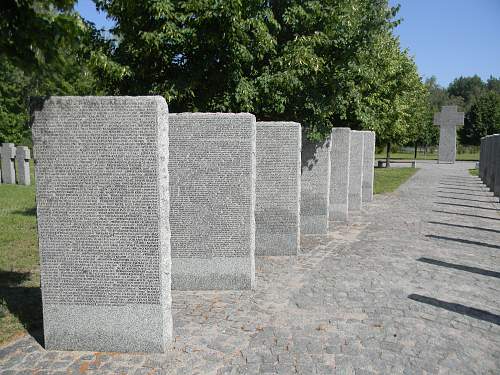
[1,143,17,184]
[16,146,31,185]
[433,105,464,164]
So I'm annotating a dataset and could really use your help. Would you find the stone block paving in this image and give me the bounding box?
[1,161,499,374]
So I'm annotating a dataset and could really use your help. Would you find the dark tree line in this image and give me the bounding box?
[0,0,497,149]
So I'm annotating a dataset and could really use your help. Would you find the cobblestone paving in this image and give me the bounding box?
[1,161,499,374]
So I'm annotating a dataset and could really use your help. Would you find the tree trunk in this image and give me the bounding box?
[386,142,391,168]
[414,142,418,159]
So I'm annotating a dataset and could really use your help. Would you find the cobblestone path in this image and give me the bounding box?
[1,161,499,374]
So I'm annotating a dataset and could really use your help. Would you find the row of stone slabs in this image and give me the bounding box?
[479,134,500,196]
[32,97,375,353]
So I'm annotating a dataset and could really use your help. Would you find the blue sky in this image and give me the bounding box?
[76,0,500,88]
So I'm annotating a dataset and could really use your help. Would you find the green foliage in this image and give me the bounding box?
[468,168,479,177]
[0,57,30,144]
[461,91,500,145]
[0,1,127,143]
[96,0,402,140]
[448,75,486,111]
[1,0,496,149]
[1,0,81,72]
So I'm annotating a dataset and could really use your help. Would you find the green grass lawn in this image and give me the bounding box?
[468,168,479,176]
[375,151,479,161]
[374,167,419,194]
[0,163,42,345]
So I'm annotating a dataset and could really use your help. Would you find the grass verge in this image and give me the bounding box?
[468,168,479,176]
[374,167,419,194]
[375,151,479,161]
[0,164,41,345]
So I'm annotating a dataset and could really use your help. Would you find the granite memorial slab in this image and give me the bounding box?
[32,96,172,352]
[169,113,256,290]
[348,131,364,211]
[361,131,375,203]
[329,128,351,222]
[255,122,301,256]
[301,133,331,234]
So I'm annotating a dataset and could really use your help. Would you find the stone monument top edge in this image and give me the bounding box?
[257,121,301,127]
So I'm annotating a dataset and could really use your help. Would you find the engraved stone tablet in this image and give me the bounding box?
[301,133,331,234]
[481,135,491,187]
[169,113,256,290]
[329,128,351,222]
[32,96,172,352]
[493,135,500,197]
[361,131,375,203]
[479,136,488,180]
[1,143,16,184]
[15,146,31,185]
[485,134,499,192]
[433,106,464,164]
[348,131,364,211]
[256,122,301,256]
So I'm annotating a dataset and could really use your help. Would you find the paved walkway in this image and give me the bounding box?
[1,161,499,374]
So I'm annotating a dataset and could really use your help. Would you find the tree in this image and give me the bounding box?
[460,91,500,145]
[0,2,125,143]
[0,57,30,144]
[0,0,82,72]
[447,75,485,111]
[487,76,500,94]
[347,28,427,164]
[95,0,398,140]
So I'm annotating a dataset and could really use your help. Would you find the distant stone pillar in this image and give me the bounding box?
[479,137,486,180]
[487,135,499,191]
[1,143,16,184]
[300,133,331,234]
[15,146,31,185]
[494,135,500,197]
[348,131,364,211]
[169,113,256,290]
[255,122,301,256]
[361,131,376,203]
[32,96,172,353]
[329,128,351,222]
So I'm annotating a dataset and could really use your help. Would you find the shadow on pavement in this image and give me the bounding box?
[435,202,499,211]
[417,257,500,279]
[428,221,500,234]
[426,234,500,250]
[432,210,500,221]
[436,196,497,204]
[408,294,500,326]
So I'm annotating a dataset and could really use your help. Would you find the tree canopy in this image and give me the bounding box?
[0,0,498,148]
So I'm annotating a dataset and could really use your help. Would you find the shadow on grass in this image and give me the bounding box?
[408,294,500,326]
[13,207,37,216]
[0,271,44,347]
